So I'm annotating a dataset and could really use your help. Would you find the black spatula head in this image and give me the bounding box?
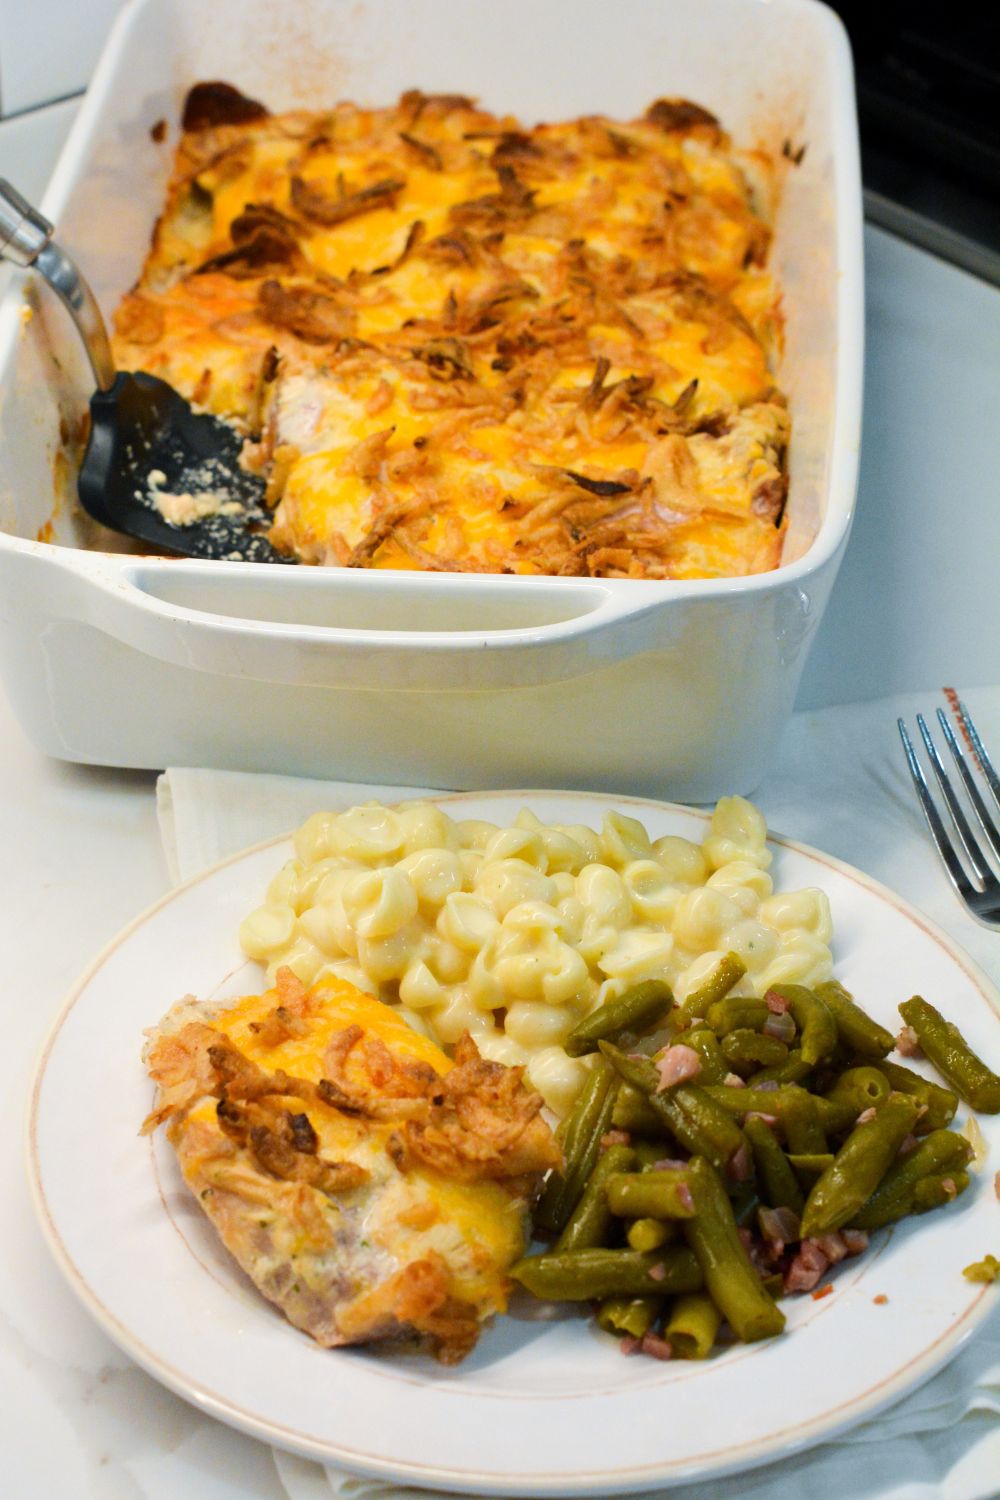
[78,371,294,563]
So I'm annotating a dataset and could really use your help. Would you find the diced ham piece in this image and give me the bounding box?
[812,1231,849,1264]
[620,1336,641,1356]
[743,1234,776,1277]
[787,1230,867,1294]
[723,1072,744,1087]
[655,1045,701,1091]
[895,1025,922,1058]
[600,1129,631,1149]
[898,1133,919,1155]
[765,990,790,1014]
[759,1205,801,1249]
[727,1141,752,1183]
[746,1111,779,1127]
[856,1107,877,1125]
[784,1238,830,1293]
[653,1157,689,1172]
[763,1010,796,1044]
[648,1262,667,1282]
[640,1333,673,1360]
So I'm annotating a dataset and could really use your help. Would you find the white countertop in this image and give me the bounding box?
[1,96,999,1500]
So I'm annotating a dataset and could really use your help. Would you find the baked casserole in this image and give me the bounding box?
[115,83,788,579]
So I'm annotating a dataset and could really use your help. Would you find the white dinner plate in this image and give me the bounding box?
[27,791,1000,1495]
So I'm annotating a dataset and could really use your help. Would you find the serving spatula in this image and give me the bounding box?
[0,179,292,563]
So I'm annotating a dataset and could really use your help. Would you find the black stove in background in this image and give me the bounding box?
[828,2,999,282]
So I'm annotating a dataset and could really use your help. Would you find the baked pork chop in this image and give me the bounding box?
[143,968,560,1362]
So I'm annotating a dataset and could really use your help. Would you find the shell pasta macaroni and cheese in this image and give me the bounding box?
[239,797,832,1116]
[115,85,788,577]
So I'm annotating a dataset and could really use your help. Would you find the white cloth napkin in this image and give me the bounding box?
[156,683,1000,1500]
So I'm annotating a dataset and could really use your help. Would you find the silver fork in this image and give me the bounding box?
[898,699,1000,926]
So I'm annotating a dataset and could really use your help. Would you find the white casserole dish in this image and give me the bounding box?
[0,0,863,800]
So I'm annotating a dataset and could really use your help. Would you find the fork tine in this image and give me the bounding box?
[897,718,977,900]
[915,713,994,884]
[936,708,1000,865]
[958,700,1000,812]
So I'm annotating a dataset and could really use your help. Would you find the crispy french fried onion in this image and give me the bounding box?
[144,1000,558,1187]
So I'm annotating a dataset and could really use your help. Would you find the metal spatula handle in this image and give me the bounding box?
[0,179,116,392]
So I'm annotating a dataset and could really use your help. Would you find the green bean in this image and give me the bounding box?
[744,1115,805,1214]
[681,1157,785,1342]
[555,1144,635,1252]
[606,1169,697,1221]
[815,979,894,1059]
[511,1246,703,1301]
[535,1064,617,1232]
[751,1049,813,1085]
[676,954,747,1021]
[871,1059,958,1133]
[822,1065,891,1121]
[706,1079,843,1140]
[665,1292,722,1360]
[913,1170,970,1211]
[652,1086,747,1175]
[600,1043,746,1172]
[899,997,1000,1113]
[782,1091,827,1156]
[721,1029,789,1072]
[786,1152,834,1176]
[705,996,769,1036]
[682,1027,729,1084]
[800,1092,921,1238]
[656,1092,749,1170]
[552,1064,607,1152]
[627,1217,677,1252]
[632,1139,672,1169]
[963,1253,1000,1284]
[768,984,838,1066]
[595,1296,662,1339]
[850,1130,974,1230]
[707,1086,803,1122]
[565,980,675,1058]
[811,1047,855,1095]
[814,1094,873,1136]
[611,1084,664,1137]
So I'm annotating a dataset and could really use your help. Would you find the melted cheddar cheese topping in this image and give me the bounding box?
[199,979,527,1308]
[115,85,788,578]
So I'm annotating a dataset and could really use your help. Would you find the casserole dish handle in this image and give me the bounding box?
[43,551,681,692]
